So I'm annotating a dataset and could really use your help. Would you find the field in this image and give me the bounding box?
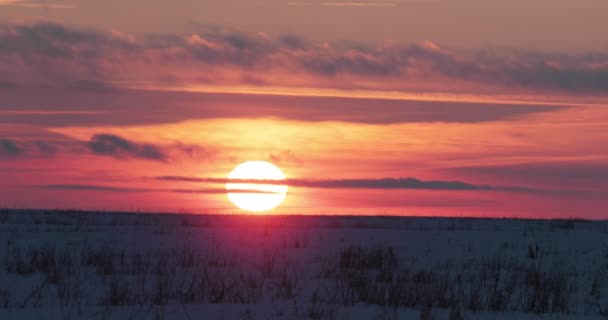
[0,209,607,319]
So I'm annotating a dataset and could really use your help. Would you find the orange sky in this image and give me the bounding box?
[0,3,607,218]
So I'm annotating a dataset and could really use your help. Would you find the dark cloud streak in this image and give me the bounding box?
[36,184,281,194]
[0,138,59,158]
[88,134,167,162]
[154,176,548,194]
[0,139,22,157]
[442,162,608,190]
[0,134,209,162]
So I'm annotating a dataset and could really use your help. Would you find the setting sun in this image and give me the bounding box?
[2,2,608,319]
[225,161,288,212]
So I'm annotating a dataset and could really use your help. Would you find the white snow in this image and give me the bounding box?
[0,209,606,319]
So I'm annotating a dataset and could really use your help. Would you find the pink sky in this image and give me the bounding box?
[1,2,607,218]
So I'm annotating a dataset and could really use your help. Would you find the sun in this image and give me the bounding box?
[226,161,288,212]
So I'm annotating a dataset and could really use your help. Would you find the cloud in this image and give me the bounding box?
[37,184,282,194]
[442,162,608,190]
[0,137,70,160]
[269,150,302,165]
[0,110,105,115]
[171,143,214,161]
[1,22,607,93]
[169,188,279,194]
[0,138,58,158]
[153,176,549,194]
[0,88,567,127]
[0,139,22,157]
[0,134,210,162]
[88,134,167,161]
[0,23,134,87]
[40,184,146,192]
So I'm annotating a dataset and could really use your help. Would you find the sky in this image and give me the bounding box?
[0,0,607,218]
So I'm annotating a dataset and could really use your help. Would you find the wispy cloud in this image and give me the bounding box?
[153,176,555,194]
[40,184,146,192]
[36,184,282,194]
[0,110,106,115]
[0,88,569,126]
[442,162,608,190]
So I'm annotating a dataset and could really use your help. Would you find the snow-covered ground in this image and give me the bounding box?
[0,209,607,319]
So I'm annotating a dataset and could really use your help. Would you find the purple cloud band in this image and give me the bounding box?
[0,23,607,93]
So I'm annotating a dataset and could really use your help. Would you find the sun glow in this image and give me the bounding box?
[226,161,288,212]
